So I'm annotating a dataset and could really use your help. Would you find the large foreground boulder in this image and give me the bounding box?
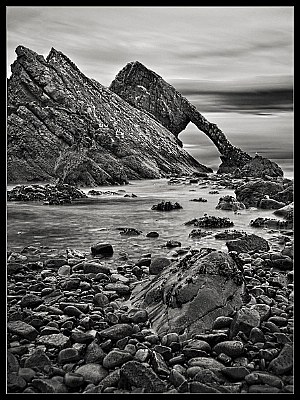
[130,249,244,338]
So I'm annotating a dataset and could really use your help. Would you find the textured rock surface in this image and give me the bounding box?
[226,234,270,253]
[130,249,244,337]
[216,195,245,211]
[110,61,283,176]
[7,46,211,185]
[235,179,285,208]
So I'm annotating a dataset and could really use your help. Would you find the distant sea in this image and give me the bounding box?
[180,111,294,179]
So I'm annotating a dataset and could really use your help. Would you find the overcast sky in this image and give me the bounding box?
[7,6,293,112]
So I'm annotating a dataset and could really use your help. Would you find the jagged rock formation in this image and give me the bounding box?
[7,46,211,186]
[110,61,284,176]
[129,248,244,337]
[235,179,293,208]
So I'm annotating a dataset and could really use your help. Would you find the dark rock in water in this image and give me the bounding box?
[258,198,285,209]
[250,217,293,230]
[273,183,293,204]
[235,179,284,208]
[110,61,283,176]
[274,203,293,220]
[209,190,219,194]
[185,215,234,228]
[119,227,142,235]
[151,201,182,211]
[189,229,213,239]
[7,183,87,204]
[216,195,245,211]
[190,197,207,202]
[8,46,210,185]
[165,240,181,248]
[146,231,159,238]
[130,250,244,337]
[214,230,247,240]
[226,234,270,253]
[88,189,103,195]
[91,243,113,257]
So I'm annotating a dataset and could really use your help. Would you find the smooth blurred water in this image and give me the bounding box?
[7,179,290,265]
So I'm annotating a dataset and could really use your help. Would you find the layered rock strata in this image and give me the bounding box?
[7,46,211,186]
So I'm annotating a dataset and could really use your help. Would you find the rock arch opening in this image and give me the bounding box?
[178,122,223,172]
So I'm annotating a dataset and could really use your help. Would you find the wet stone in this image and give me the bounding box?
[213,341,244,358]
[58,348,80,364]
[188,357,225,370]
[18,367,36,382]
[120,360,168,393]
[31,378,68,393]
[8,321,38,341]
[37,333,71,349]
[221,366,250,381]
[268,343,293,375]
[103,349,133,369]
[7,373,27,392]
[230,307,261,338]
[189,381,221,393]
[23,348,52,371]
[64,372,85,388]
[212,316,233,330]
[75,363,108,385]
[169,369,186,387]
[84,341,106,363]
[71,330,96,344]
[149,257,171,275]
[8,350,20,374]
[250,304,271,322]
[248,384,280,393]
[20,294,43,309]
[98,324,134,341]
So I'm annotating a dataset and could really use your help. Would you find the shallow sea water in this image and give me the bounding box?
[6,178,291,266]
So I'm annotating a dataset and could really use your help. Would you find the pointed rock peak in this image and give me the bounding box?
[47,47,61,60]
[46,47,69,63]
[114,60,160,83]
[15,45,42,60]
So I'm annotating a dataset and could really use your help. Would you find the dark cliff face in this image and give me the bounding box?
[7,46,212,186]
[110,61,284,177]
